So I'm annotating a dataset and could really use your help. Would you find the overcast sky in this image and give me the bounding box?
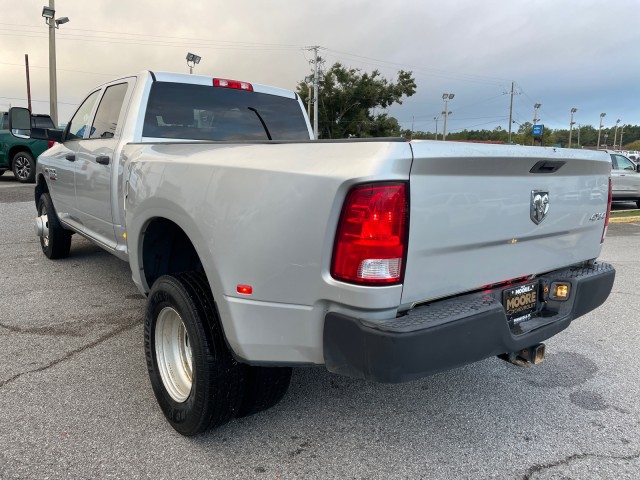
[1,0,639,134]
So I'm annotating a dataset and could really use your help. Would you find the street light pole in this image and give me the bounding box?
[434,116,439,140]
[42,2,68,127]
[532,103,541,146]
[47,0,58,126]
[619,124,625,149]
[186,52,201,74]
[613,119,621,149]
[568,108,577,148]
[442,93,454,140]
[597,112,606,149]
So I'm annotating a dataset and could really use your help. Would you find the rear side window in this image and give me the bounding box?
[142,82,309,141]
[90,83,128,139]
[1,113,8,130]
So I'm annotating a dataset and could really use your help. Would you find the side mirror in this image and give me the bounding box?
[8,107,31,137]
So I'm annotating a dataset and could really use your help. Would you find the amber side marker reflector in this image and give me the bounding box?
[550,282,570,301]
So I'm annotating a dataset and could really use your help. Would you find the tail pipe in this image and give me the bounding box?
[498,343,546,367]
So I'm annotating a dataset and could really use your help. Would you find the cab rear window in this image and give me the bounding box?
[142,82,310,141]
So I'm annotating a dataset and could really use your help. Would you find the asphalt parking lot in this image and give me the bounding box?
[1,175,639,479]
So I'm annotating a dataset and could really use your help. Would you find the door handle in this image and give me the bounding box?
[65,154,75,162]
[96,155,110,165]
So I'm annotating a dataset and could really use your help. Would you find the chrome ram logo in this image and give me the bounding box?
[530,190,549,225]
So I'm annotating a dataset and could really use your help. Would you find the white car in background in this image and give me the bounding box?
[604,150,640,208]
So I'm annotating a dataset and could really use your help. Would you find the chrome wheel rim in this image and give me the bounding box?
[39,204,50,248]
[14,156,31,180]
[155,307,193,403]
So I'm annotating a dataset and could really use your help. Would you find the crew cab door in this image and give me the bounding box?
[73,81,131,248]
[610,153,640,198]
[48,90,101,220]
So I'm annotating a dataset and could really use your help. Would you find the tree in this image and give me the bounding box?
[297,63,416,139]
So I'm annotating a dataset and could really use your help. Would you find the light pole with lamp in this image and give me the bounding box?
[613,119,621,149]
[433,116,439,140]
[532,103,541,145]
[597,113,606,149]
[42,2,69,127]
[186,52,201,74]
[619,124,626,149]
[442,93,454,140]
[568,108,577,148]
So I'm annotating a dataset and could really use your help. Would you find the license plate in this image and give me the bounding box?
[503,281,538,323]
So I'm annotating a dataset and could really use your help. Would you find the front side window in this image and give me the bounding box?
[142,82,309,141]
[67,90,100,140]
[90,83,128,139]
[614,155,636,171]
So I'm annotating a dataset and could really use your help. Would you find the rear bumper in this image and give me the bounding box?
[323,262,615,383]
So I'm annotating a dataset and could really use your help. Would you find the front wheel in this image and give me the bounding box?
[12,151,36,183]
[37,193,72,259]
[145,272,245,436]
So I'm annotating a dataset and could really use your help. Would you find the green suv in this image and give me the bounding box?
[0,112,55,183]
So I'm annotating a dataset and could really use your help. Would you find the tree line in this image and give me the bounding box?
[297,62,640,149]
[407,123,640,149]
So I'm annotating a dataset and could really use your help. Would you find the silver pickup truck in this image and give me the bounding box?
[9,71,615,436]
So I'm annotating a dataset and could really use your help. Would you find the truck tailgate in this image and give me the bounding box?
[401,142,611,306]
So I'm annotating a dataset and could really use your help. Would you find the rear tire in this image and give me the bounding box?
[145,272,245,436]
[37,193,72,259]
[236,365,292,418]
[12,151,36,183]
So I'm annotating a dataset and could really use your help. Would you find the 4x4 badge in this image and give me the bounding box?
[531,190,549,224]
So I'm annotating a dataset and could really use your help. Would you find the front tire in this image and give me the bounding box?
[37,193,72,259]
[145,272,245,436]
[12,151,36,183]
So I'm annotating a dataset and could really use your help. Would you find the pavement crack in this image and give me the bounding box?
[0,318,142,389]
[522,450,640,479]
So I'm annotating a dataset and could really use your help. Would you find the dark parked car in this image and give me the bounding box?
[0,112,55,183]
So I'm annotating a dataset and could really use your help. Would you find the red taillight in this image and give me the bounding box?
[331,182,409,285]
[601,177,612,243]
[213,78,253,91]
[48,140,55,149]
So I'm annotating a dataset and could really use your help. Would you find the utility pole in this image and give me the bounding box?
[577,124,581,148]
[508,81,514,144]
[305,46,323,139]
[619,124,625,149]
[613,119,621,150]
[25,54,32,112]
[434,116,438,140]
[568,108,577,148]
